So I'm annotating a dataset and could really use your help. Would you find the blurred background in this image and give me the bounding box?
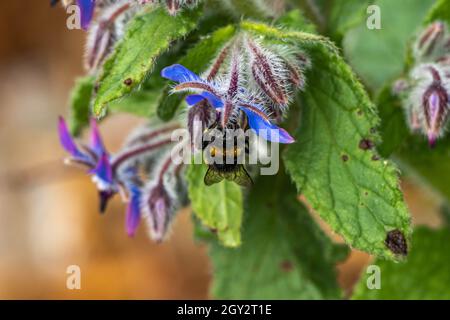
[0,1,444,299]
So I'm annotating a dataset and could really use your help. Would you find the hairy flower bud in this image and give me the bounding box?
[85,1,140,72]
[422,83,449,146]
[246,37,289,106]
[415,22,446,61]
[187,100,216,151]
[141,153,181,242]
[408,64,450,145]
[143,179,177,242]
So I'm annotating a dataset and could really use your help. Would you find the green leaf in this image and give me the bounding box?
[326,0,371,42]
[68,76,95,136]
[425,0,450,23]
[93,7,200,117]
[109,89,161,118]
[157,25,236,121]
[241,21,411,260]
[376,86,409,157]
[352,226,450,300]
[209,174,348,299]
[397,137,450,201]
[343,0,435,90]
[275,9,316,33]
[187,164,243,247]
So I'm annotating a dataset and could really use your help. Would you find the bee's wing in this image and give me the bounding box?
[204,166,224,186]
[225,165,253,187]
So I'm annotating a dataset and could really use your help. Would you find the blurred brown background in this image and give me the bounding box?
[0,1,444,299]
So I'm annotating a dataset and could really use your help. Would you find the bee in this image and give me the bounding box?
[202,114,253,187]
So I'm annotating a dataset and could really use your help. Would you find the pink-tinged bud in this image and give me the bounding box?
[288,52,311,89]
[246,38,289,106]
[187,100,215,150]
[84,1,134,72]
[166,0,180,15]
[436,54,450,67]
[405,64,450,145]
[423,85,449,146]
[144,181,175,242]
[221,49,241,127]
[206,44,230,81]
[414,21,447,61]
[406,104,421,132]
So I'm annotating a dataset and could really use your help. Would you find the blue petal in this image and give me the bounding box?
[240,105,295,144]
[200,91,224,108]
[126,184,141,237]
[58,116,90,160]
[90,153,114,185]
[185,94,205,106]
[89,118,106,156]
[161,64,202,83]
[185,92,224,108]
[77,0,95,31]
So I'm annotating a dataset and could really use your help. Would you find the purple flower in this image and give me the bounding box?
[77,0,96,30]
[144,181,175,242]
[161,64,295,144]
[124,179,142,237]
[405,64,450,146]
[58,117,177,239]
[58,116,118,211]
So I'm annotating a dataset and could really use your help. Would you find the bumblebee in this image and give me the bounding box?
[202,115,253,187]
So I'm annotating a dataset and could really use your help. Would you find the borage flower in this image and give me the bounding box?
[161,64,295,144]
[58,117,181,238]
[51,0,96,30]
[395,22,450,146]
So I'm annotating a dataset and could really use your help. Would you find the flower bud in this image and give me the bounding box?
[246,37,289,106]
[414,21,448,62]
[408,64,450,146]
[143,181,176,242]
[422,84,449,146]
[85,1,137,72]
[187,100,216,151]
[165,0,180,15]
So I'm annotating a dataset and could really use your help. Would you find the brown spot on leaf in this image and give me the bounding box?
[280,260,294,272]
[372,155,380,161]
[359,139,374,151]
[94,82,100,93]
[124,78,133,86]
[341,154,349,162]
[385,230,408,256]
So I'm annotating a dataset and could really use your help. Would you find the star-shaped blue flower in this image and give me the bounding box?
[161,64,295,144]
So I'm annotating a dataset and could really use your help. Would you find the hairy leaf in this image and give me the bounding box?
[93,7,200,117]
[210,174,348,299]
[109,90,161,118]
[68,76,95,136]
[187,164,243,247]
[326,0,371,42]
[376,86,409,157]
[425,0,450,23]
[157,25,236,121]
[352,226,450,300]
[241,21,411,260]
